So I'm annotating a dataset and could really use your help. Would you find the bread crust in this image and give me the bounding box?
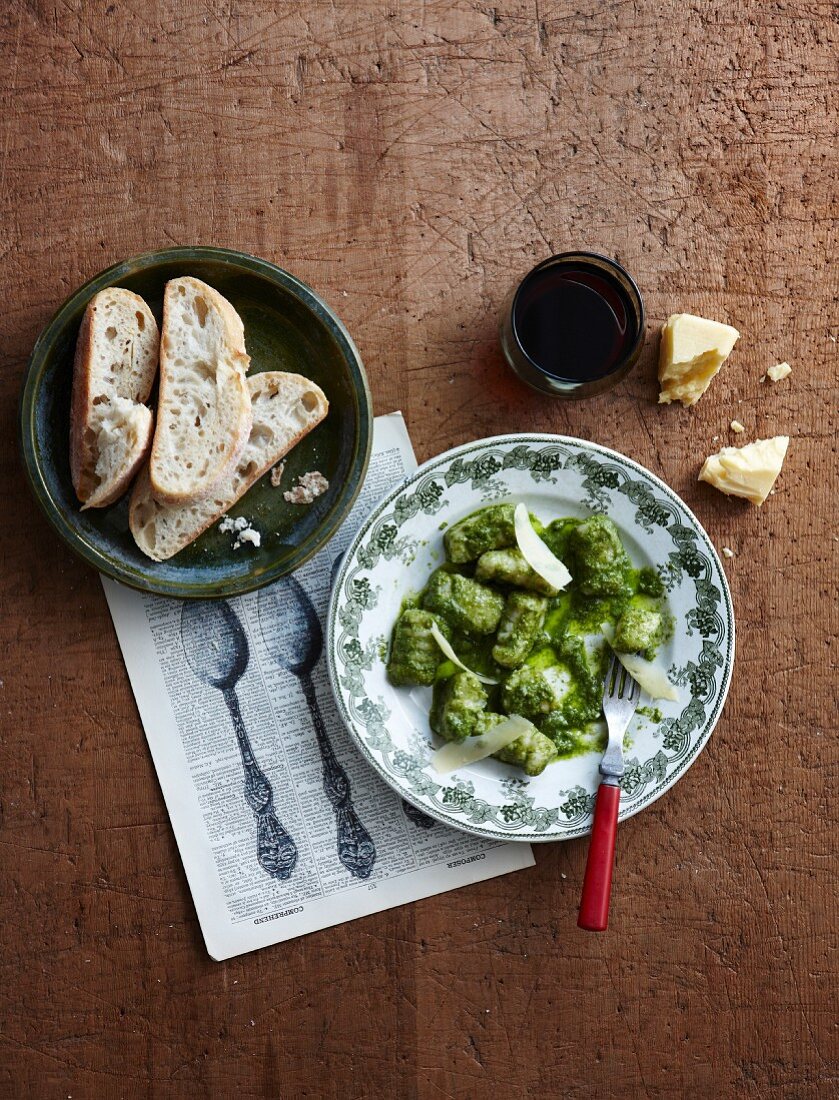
[69,304,95,496]
[149,277,252,506]
[69,288,159,506]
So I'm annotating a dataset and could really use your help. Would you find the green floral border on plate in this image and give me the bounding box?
[327,434,735,842]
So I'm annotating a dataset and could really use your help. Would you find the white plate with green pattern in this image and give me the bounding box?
[326,434,734,842]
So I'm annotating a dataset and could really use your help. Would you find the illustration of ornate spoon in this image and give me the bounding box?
[181,600,298,880]
[257,578,377,880]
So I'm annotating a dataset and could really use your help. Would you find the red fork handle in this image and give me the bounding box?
[577,780,621,931]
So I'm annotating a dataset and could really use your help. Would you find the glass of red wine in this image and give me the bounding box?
[500,251,645,398]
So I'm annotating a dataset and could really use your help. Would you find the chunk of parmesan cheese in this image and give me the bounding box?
[430,622,498,685]
[513,503,572,592]
[431,715,536,773]
[699,436,789,506]
[658,313,740,407]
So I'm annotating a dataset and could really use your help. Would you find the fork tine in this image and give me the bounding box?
[603,652,641,703]
[603,653,619,698]
[604,655,613,695]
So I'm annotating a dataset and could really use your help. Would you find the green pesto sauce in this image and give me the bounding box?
[390,507,671,767]
[447,632,502,680]
[636,566,666,597]
[541,516,582,561]
[550,725,604,760]
[434,659,458,681]
[637,705,663,723]
[399,592,421,613]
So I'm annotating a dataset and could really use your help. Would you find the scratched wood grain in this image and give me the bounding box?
[0,2,836,1097]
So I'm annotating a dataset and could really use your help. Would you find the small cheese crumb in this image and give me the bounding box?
[219,515,249,534]
[730,419,746,433]
[270,461,286,488]
[721,547,735,559]
[284,470,330,505]
[765,361,792,383]
[219,515,261,549]
[235,528,261,549]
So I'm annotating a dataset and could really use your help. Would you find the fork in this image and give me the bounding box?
[577,654,639,932]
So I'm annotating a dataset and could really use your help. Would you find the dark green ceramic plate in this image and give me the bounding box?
[19,247,372,598]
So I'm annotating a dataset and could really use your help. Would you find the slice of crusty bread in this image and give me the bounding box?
[130,372,329,561]
[70,287,159,509]
[149,277,252,506]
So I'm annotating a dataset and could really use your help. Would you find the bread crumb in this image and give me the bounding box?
[765,361,792,382]
[711,435,719,443]
[730,420,746,433]
[270,461,286,488]
[721,547,735,559]
[284,470,329,505]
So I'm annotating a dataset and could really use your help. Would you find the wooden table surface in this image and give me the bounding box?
[1,3,836,1097]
